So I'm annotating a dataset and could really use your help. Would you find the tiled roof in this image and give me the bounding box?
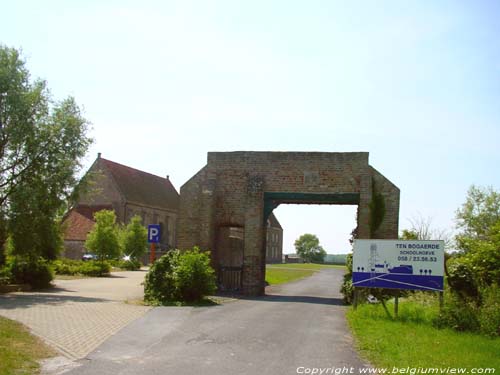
[74,204,114,220]
[100,158,179,210]
[63,205,112,241]
[268,212,282,230]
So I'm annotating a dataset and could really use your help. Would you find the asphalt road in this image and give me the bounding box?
[65,268,368,375]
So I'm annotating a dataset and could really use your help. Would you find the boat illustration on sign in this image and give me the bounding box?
[388,265,413,274]
[353,240,444,292]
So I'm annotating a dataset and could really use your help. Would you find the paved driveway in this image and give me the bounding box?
[0,270,151,360]
[66,268,368,375]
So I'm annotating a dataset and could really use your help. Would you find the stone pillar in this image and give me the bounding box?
[199,178,216,251]
[242,175,265,296]
[357,174,372,239]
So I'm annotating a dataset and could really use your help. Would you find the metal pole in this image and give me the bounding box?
[439,291,444,312]
[353,287,358,310]
[149,242,156,264]
[394,294,399,318]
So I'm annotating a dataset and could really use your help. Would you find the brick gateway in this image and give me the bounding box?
[177,152,399,296]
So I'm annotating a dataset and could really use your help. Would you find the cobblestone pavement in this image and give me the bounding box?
[0,271,151,360]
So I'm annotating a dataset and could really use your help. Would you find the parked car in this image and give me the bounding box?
[82,253,97,261]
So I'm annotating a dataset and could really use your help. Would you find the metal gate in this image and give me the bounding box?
[219,266,242,291]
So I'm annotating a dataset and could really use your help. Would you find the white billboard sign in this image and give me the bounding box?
[352,239,445,291]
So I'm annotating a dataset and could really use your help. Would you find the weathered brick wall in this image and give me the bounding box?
[62,240,85,260]
[78,160,124,217]
[216,226,244,267]
[125,203,177,248]
[370,166,400,239]
[72,159,180,256]
[266,226,283,264]
[177,167,208,250]
[177,152,399,296]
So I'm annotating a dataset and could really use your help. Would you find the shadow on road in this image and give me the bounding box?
[243,294,345,306]
[0,292,109,310]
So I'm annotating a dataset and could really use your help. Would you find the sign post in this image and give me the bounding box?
[147,224,161,264]
[353,239,445,292]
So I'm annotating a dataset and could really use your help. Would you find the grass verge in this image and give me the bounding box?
[0,316,55,375]
[347,298,500,370]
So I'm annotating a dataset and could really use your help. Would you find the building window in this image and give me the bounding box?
[164,216,170,246]
[159,222,164,245]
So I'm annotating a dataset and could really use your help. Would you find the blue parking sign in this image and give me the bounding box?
[148,224,161,243]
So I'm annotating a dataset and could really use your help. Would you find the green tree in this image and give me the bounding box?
[446,186,500,299]
[456,185,500,242]
[436,187,500,335]
[0,45,92,263]
[294,233,327,263]
[400,229,419,240]
[122,215,148,260]
[85,210,121,262]
[8,182,63,261]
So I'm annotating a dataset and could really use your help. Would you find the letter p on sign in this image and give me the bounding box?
[148,224,161,243]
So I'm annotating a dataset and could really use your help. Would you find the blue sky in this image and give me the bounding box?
[2,1,499,253]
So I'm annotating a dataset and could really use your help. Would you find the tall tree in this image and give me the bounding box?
[456,185,500,242]
[0,45,92,262]
[452,185,500,287]
[121,215,148,260]
[85,210,121,261]
[401,214,452,248]
[294,233,327,263]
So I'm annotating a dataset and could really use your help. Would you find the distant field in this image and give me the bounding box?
[265,263,343,285]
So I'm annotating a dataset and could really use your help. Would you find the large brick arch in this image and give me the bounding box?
[177,152,399,296]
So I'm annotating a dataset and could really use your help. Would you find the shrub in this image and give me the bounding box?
[52,259,80,275]
[478,286,500,337]
[446,257,479,299]
[144,250,180,304]
[9,258,53,289]
[116,259,141,271]
[78,260,111,276]
[52,258,111,276]
[340,253,354,304]
[341,278,354,304]
[144,248,216,304]
[0,266,12,285]
[174,249,216,302]
[433,292,480,332]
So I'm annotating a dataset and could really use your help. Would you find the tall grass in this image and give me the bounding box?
[0,316,55,374]
[347,294,500,370]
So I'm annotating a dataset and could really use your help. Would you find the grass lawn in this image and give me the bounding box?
[265,263,343,285]
[0,316,55,375]
[267,263,345,270]
[347,298,500,370]
[265,267,316,285]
